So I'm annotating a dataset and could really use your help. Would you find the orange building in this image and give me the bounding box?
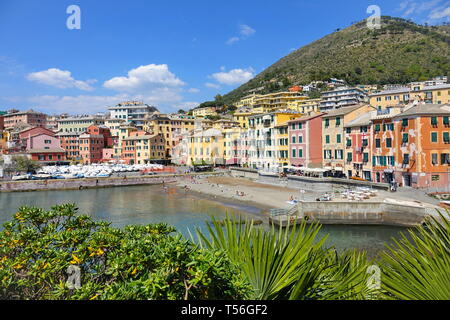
[391,104,450,190]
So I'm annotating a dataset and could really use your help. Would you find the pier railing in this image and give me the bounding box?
[269,205,298,217]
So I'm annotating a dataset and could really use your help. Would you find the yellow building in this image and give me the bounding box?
[253,91,308,112]
[369,83,450,109]
[232,110,254,129]
[115,124,138,159]
[274,122,290,167]
[192,106,218,117]
[122,132,166,165]
[288,98,321,114]
[188,128,224,165]
[104,118,125,138]
[235,94,260,109]
[0,130,8,153]
[223,127,243,165]
[322,104,374,174]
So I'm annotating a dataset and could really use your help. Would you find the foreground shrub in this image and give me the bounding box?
[380,213,450,300]
[0,204,250,300]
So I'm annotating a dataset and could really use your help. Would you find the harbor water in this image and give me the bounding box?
[0,184,410,259]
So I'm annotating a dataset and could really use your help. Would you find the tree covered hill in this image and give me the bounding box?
[221,16,450,105]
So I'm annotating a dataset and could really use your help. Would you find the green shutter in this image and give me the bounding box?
[444,132,450,143]
[347,152,352,162]
[402,119,408,127]
[431,117,438,126]
[403,133,409,143]
[337,134,341,143]
[431,132,438,143]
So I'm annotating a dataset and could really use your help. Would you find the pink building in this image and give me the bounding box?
[3,109,47,129]
[288,113,325,168]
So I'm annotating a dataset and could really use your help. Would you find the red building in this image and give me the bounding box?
[78,125,113,164]
[344,112,374,181]
[288,113,325,168]
[56,132,80,160]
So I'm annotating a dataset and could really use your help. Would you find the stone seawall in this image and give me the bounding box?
[0,173,222,193]
[270,201,431,227]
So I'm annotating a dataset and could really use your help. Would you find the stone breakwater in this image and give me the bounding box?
[0,173,223,193]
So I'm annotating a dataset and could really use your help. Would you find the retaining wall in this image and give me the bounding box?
[270,201,429,227]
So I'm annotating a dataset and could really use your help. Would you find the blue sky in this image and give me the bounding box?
[0,0,449,115]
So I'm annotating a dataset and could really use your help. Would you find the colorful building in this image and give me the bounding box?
[121,131,166,165]
[3,109,47,129]
[322,104,374,176]
[344,112,375,181]
[247,110,302,171]
[288,113,325,168]
[390,103,450,189]
[57,116,105,134]
[320,87,367,111]
[188,128,224,165]
[78,126,113,164]
[369,83,450,109]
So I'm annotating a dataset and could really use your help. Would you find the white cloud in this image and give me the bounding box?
[187,88,200,93]
[210,68,255,86]
[26,68,95,91]
[397,0,450,22]
[226,37,240,45]
[240,24,256,37]
[205,82,221,89]
[176,101,199,110]
[428,2,450,21]
[103,64,185,92]
[226,24,256,45]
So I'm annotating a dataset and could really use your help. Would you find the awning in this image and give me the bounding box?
[334,167,343,171]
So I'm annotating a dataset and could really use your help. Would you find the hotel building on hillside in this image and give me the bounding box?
[369,83,450,109]
[320,87,367,111]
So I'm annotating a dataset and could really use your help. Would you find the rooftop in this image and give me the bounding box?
[394,103,450,118]
[322,104,370,118]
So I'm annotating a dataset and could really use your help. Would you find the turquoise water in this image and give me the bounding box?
[0,185,409,258]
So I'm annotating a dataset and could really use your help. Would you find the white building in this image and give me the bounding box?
[320,87,367,111]
[108,101,159,130]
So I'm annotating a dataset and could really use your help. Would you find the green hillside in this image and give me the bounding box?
[222,16,450,105]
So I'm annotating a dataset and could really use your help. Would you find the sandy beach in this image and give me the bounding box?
[175,173,442,212]
[176,175,308,209]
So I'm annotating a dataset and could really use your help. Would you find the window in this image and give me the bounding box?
[444,117,449,126]
[402,119,408,127]
[375,139,381,148]
[375,124,381,132]
[431,117,438,126]
[362,139,368,147]
[346,139,352,147]
[360,126,368,133]
[386,138,392,148]
[325,119,329,127]
[292,136,296,144]
[299,123,303,129]
[444,132,450,143]
[403,154,410,165]
[402,133,409,144]
[299,149,303,158]
[326,135,330,144]
[347,152,352,162]
[432,153,438,166]
[292,149,296,158]
[299,136,303,143]
[431,132,438,143]
[346,127,351,134]
[441,153,450,165]
[44,140,52,144]
[336,117,341,127]
[337,134,341,143]
[363,153,369,163]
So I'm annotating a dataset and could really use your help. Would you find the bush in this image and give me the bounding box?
[0,204,250,300]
